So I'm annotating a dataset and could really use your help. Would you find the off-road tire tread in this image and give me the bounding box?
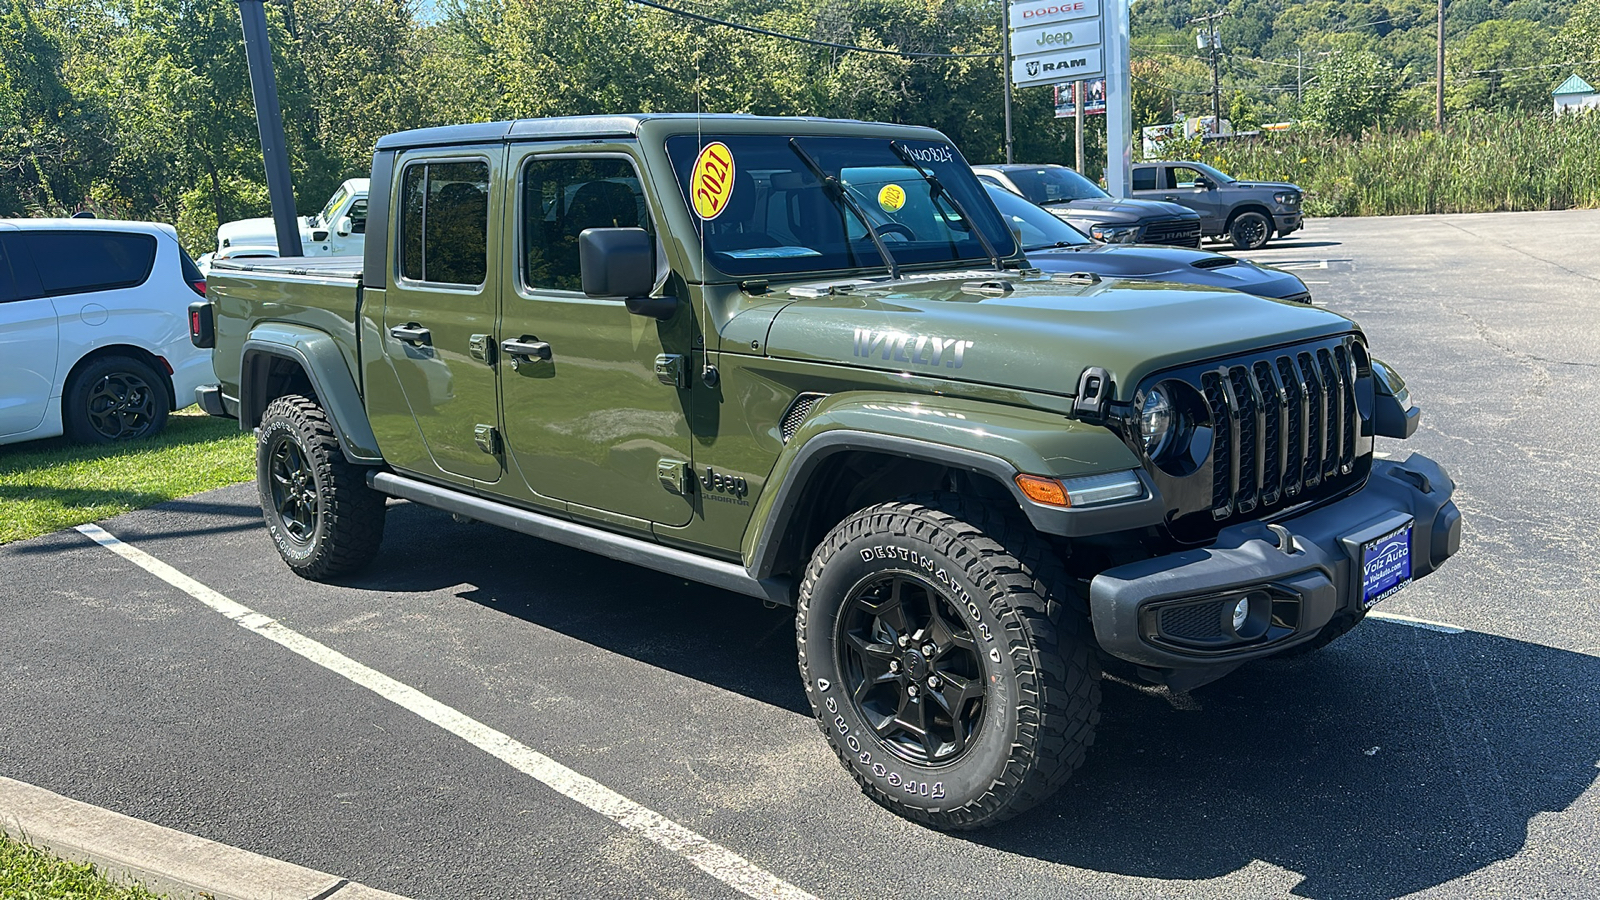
[258,394,385,580]
[796,492,1100,830]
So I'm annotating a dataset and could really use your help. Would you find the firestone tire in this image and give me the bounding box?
[256,394,385,581]
[796,493,1100,830]
[63,356,170,444]
[1228,210,1273,250]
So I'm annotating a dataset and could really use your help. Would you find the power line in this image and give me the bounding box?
[622,0,1001,59]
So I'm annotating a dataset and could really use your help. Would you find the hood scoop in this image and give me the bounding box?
[1191,257,1238,270]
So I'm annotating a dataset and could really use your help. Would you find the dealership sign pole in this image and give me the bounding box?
[1006,0,1131,196]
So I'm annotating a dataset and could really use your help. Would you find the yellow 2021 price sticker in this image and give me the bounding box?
[691,142,735,220]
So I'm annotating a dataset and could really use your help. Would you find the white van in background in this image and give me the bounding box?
[0,218,216,445]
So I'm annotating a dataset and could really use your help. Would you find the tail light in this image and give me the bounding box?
[188,278,207,297]
[189,301,215,349]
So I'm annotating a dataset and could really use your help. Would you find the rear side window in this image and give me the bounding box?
[1132,168,1157,191]
[22,230,157,297]
[0,237,17,302]
[399,160,490,287]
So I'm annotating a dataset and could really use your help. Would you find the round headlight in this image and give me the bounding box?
[1139,387,1174,459]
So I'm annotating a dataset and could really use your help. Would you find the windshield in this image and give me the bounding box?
[664,134,1017,278]
[314,184,350,228]
[1188,162,1236,184]
[1003,166,1108,205]
[983,184,1093,250]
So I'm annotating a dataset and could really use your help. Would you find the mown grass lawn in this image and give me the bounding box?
[0,409,254,545]
[0,832,169,899]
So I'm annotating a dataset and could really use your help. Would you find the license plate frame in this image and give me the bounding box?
[1360,521,1413,609]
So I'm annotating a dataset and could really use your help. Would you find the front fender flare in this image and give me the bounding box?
[743,392,1165,577]
[241,323,382,464]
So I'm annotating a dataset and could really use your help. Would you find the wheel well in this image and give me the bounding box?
[240,351,316,428]
[65,344,176,409]
[765,450,1024,579]
[1226,204,1275,231]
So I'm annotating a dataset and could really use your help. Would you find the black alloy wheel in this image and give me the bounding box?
[64,356,170,443]
[256,393,386,580]
[1229,210,1272,250]
[267,434,318,546]
[798,493,1101,830]
[836,572,986,766]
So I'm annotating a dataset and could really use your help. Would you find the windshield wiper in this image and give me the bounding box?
[890,141,1002,272]
[788,138,902,279]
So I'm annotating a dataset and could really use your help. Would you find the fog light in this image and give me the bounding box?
[1231,597,1250,632]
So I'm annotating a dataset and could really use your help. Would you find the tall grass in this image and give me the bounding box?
[1187,110,1600,217]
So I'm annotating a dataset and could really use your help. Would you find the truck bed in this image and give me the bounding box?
[211,256,364,280]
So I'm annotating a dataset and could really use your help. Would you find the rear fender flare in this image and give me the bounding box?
[241,324,382,464]
[743,392,1163,577]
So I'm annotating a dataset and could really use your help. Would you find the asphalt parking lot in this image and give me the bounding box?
[3,208,1599,899]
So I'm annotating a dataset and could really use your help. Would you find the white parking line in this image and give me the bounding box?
[74,523,819,900]
[1365,610,1466,634]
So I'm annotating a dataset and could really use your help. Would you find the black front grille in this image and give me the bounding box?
[1141,220,1203,248]
[1201,343,1360,520]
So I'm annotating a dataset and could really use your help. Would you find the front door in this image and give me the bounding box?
[0,231,57,439]
[381,148,504,484]
[1168,165,1227,231]
[497,149,695,526]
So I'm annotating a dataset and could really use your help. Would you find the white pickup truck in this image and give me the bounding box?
[207,178,369,265]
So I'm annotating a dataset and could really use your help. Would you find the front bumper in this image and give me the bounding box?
[1089,454,1460,674]
[1274,211,1303,235]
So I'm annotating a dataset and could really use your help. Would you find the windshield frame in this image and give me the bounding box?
[663,132,1020,281]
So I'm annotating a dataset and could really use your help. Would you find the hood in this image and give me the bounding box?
[216,216,285,252]
[1043,196,1199,224]
[1230,181,1299,193]
[1025,245,1308,300]
[763,271,1349,399]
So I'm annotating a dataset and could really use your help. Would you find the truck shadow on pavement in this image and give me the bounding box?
[364,502,1599,900]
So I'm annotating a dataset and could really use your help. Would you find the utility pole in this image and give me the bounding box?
[1002,1,1015,163]
[1296,48,1303,106]
[1191,10,1227,129]
[237,0,302,257]
[1436,0,1446,128]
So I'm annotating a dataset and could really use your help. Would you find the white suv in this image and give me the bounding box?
[0,218,216,445]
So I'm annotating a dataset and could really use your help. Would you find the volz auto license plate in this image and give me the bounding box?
[1361,522,1413,608]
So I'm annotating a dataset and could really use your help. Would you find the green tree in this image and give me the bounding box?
[1449,19,1555,111]
[1301,49,1403,137]
[0,0,108,214]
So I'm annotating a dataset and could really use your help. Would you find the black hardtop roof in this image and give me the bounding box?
[375,113,948,152]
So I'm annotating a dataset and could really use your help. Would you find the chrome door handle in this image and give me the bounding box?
[389,324,431,345]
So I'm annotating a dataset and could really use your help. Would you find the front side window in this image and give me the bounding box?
[520,157,650,292]
[23,230,157,297]
[1171,166,1207,189]
[664,134,1016,278]
[399,160,489,287]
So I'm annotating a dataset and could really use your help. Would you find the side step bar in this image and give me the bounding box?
[367,471,793,606]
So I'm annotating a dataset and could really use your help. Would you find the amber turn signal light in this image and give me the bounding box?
[1014,474,1069,507]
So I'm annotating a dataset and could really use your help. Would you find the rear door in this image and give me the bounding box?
[0,229,58,438]
[379,148,505,484]
[495,146,695,526]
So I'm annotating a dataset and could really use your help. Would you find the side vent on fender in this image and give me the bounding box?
[780,393,830,444]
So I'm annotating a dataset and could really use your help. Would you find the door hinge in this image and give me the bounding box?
[657,458,692,495]
[474,424,501,455]
[654,354,688,389]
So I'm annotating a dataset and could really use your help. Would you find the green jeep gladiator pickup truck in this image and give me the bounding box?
[192,114,1460,830]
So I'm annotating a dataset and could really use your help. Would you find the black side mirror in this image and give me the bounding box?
[1192,175,1212,190]
[579,227,676,319]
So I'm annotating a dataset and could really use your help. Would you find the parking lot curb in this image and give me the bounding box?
[0,776,409,900]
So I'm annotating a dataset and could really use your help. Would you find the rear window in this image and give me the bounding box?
[22,230,158,297]
[1132,168,1158,191]
[179,248,205,285]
